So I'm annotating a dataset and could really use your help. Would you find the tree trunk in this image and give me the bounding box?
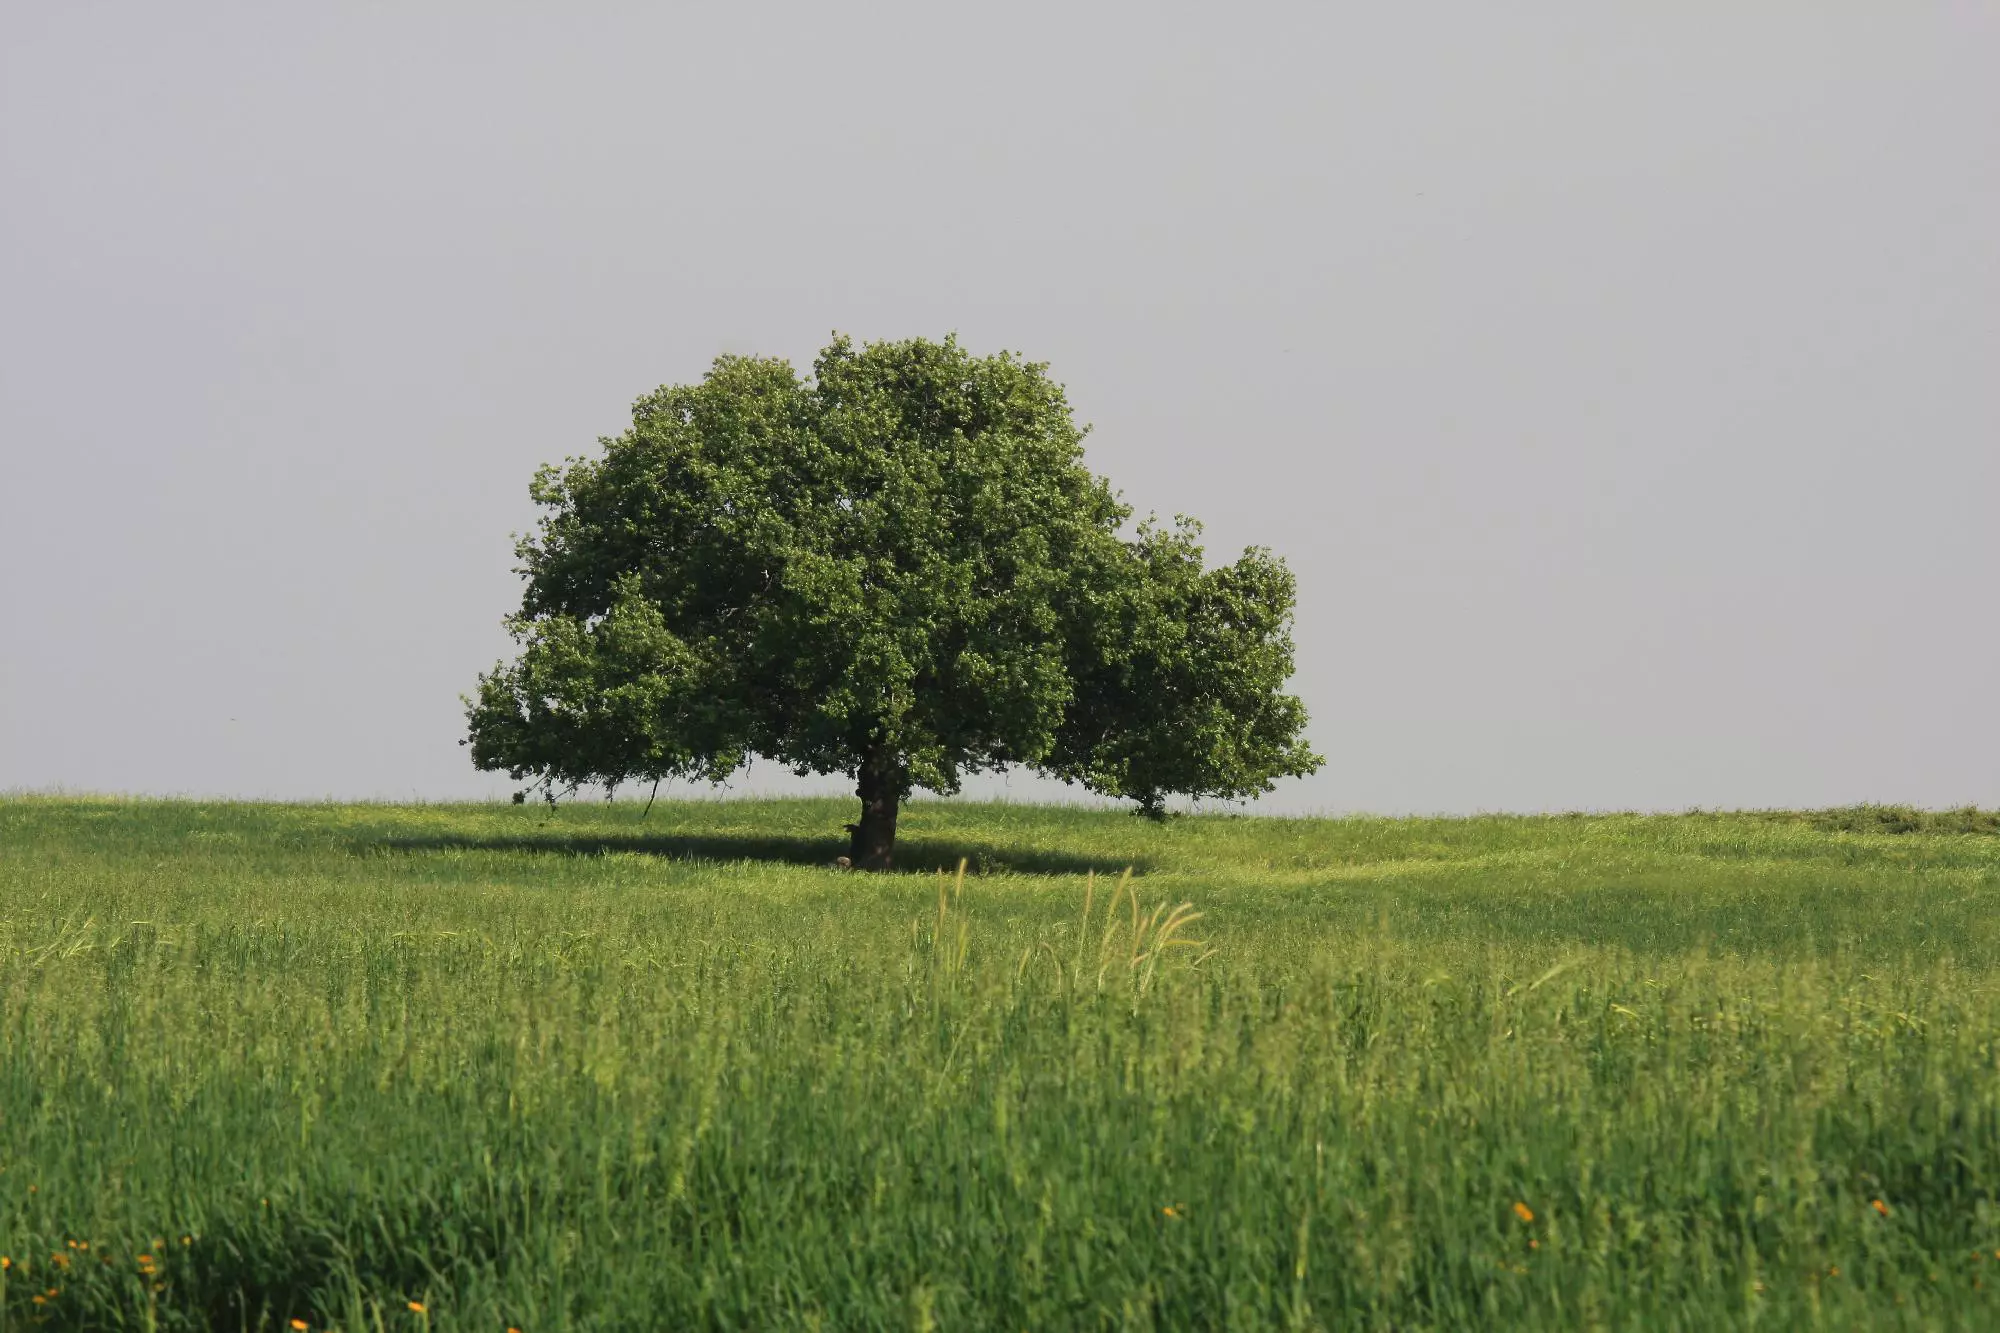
[849,747,902,871]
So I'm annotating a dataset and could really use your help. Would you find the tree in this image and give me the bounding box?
[465,334,1321,869]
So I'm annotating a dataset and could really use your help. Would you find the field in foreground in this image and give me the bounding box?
[2,798,2000,1330]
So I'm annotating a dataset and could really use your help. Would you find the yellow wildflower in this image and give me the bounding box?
[1872,1198,1891,1217]
[1513,1202,1535,1223]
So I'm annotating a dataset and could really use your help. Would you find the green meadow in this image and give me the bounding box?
[3,796,1999,1330]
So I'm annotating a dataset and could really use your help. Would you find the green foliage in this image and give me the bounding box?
[5,797,2000,1327]
[1796,804,2000,837]
[1045,519,1316,817]
[465,335,1320,833]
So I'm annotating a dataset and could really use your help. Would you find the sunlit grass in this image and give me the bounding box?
[2,796,1998,1328]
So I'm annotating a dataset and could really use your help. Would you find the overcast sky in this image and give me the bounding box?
[3,2,1995,814]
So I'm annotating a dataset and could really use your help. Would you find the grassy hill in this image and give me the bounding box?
[2,796,1998,1328]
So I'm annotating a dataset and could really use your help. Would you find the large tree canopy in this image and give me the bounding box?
[466,334,1320,868]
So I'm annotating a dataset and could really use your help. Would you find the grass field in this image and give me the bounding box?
[3,796,1999,1330]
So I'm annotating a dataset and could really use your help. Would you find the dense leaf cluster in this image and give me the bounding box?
[466,335,1319,818]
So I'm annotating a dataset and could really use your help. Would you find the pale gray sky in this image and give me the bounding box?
[4,2,1995,814]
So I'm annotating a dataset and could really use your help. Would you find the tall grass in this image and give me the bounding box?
[1,797,1997,1328]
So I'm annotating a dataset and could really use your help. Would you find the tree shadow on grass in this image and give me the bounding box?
[368,831,1142,878]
